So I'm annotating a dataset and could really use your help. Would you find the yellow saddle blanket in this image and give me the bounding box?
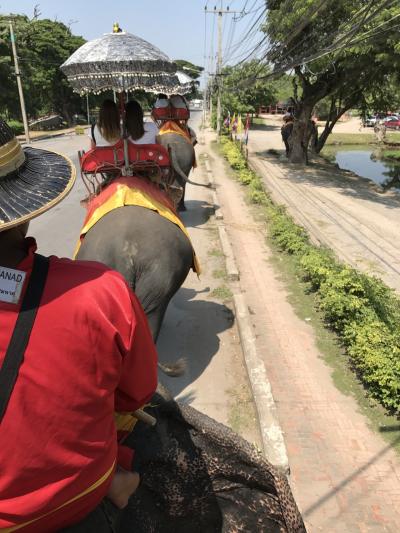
[74,176,200,274]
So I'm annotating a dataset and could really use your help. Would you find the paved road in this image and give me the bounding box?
[248,117,400,293]
[27,113,260,442]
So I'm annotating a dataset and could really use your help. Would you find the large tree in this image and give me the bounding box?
[264,0,400,163]
[0,14,85,124]
[219,60,277,117]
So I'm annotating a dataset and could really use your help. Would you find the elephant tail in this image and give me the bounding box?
[158,358,186,377]
[168,145,210,189]
[168,144,192,183]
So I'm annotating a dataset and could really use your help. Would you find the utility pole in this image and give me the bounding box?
[9,21,30,144]
[205,4,241,138]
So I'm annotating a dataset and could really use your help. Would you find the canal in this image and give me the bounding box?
[322,145,400,191]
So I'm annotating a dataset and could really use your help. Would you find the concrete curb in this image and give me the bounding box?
[217,225,240,282]
[233,293,289,473]
[206,149,290,474]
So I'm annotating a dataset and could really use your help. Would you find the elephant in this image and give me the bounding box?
[108,386,306,532]
[157,131,198,211]
[76,204,194,344]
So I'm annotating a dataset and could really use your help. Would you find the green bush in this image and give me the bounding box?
[220,138,400,413]
[8,120,24,135]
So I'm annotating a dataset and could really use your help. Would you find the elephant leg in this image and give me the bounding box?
[178,183,187,211]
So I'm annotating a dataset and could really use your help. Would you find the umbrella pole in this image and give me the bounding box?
[118,91,129,174]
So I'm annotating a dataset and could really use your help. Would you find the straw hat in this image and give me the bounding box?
[0,119,76,231]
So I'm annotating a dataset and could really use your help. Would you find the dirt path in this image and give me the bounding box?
[247,119,400,293]
[206,130,400,532]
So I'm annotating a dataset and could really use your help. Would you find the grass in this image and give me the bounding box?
[213,268,228,280]
[326,132,400,146]
[210,285,233,301]
[227,383,259,437]
[382,149,400,161]
[208,247,224,258]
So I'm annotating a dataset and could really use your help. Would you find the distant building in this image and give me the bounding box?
[259,100,294,115]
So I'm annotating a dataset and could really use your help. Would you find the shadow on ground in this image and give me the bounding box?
[251,122,280,132]
[180,199,214,228]
[157,287,235,398]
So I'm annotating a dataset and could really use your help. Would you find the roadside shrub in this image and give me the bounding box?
[8,120,24,135]
[220,137,400,413]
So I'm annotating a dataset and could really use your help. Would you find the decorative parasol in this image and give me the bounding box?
[61,30,184,96]
[176,71,196,94]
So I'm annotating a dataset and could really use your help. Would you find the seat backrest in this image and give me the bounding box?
[151,107,190,122]
[128,142,170,167]
[80,140,124,173]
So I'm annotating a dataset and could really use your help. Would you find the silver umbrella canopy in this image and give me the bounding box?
[60,31,183,95]
[176,71,196,94]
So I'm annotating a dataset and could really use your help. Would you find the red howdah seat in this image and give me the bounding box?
[80,141,171,175]
[152,106,190,122]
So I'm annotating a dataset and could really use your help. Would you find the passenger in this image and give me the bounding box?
[154,93,169,108]
[169,94,189,110]
[90,99,121,147]
[0,118,157,531]
[126,99,159,144]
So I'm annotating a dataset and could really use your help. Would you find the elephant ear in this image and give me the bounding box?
[120,391,306,533]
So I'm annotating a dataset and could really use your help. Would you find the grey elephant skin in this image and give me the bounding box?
[76,204,193,341]
[117,386,307,533]
[157,132,196,210]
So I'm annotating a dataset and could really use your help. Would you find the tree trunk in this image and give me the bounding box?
[288,103,314,164]
[316,104,353,153]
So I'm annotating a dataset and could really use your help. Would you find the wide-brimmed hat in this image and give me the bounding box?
[0,119,76,231]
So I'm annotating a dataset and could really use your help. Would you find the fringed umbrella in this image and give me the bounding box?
[61,26,187,170]
[176,70,196,94]
[61,29,182,96]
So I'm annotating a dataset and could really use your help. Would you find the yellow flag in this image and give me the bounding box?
[237,114,244,134]
[230,113,236,132]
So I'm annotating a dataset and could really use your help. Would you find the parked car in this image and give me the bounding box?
[384,117,400,129]
[384,114,400,122]
[363,115,377,127]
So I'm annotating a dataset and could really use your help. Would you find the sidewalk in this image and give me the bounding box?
[206,129,400,532]
[247,119,400,293]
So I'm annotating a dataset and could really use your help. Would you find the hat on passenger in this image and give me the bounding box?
[0,119,76,231]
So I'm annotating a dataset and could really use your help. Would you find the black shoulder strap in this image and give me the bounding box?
[0,253,50,423]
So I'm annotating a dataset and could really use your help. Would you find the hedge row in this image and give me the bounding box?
[220,137,400,412]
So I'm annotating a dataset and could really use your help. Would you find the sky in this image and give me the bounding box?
[2,0,265,78]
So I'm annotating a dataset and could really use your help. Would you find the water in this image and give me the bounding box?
[322,145,400,191]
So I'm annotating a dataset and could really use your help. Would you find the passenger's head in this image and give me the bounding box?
[125,100,145,141]
[98,99,120,142]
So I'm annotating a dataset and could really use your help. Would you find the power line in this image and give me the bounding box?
[223,2,265,64]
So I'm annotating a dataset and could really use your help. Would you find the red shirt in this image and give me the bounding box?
[0,239,157,531]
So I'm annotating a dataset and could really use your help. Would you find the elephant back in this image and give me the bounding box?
[120,392,306,533]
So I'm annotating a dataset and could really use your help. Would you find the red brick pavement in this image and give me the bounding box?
[210,140,400,532]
